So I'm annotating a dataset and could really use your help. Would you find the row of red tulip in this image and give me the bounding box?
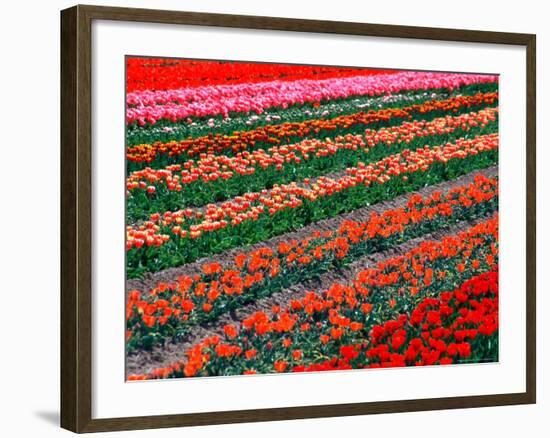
[126,57,397,92]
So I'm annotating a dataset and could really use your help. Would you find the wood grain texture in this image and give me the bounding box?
[60,5,78,432]
[60,4,537,433]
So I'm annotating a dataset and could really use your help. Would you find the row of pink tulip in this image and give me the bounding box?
[126,71,498,125]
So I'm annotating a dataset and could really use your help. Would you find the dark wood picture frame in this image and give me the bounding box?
[60,4,536,433]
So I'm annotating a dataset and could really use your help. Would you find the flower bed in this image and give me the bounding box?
[126,177,498,351]
[124,59,500,379]
[127,71,497,125]
[126,107,497,218]
[126,133,498,275]
[127,91,498,166]
[126,58,398,92]
[128,217,498,379]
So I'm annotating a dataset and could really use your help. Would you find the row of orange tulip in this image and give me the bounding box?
[126,133,498,276]
[126,108,498,219]
[128,215,498,379]
[126,92,498,168]
[126,176,498,351]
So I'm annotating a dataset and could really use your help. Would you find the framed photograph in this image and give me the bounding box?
[60,4,536,433]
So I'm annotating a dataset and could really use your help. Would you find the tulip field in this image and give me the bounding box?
[125,58,499,379]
